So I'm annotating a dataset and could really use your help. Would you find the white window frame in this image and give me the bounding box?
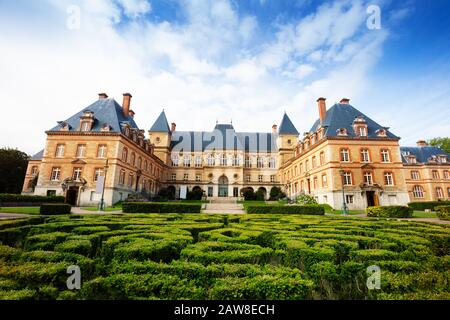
[51,167,61,181]
[384,172,394,186]
[340,149,350,162]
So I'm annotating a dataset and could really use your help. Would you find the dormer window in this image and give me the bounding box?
[358,127,367,137]
[337,128,348,136]
[439,155,448,163]
[101,123,111,132]
[376,129,387,137]
[79,111,94,132]
[80,121,91,132]
[353,116,368,137]
[58,121,70,131]
[407,155,417,164]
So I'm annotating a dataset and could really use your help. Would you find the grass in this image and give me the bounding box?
[325,209,365,215]
[0,207,40,215]
[412,211,437,218]
[81,206,122,212]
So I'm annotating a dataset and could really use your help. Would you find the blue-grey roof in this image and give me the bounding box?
[400,146,449,164]
[149,111,171,132]
[309,103,399,139]
[31,149,44,160]
[279,113,299,135]
[170,123,277,153]
[48,98,139,132]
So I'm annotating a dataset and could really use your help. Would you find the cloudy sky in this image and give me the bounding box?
[1,0,449,155]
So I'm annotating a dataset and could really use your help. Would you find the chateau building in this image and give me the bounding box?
[22,93,450,208]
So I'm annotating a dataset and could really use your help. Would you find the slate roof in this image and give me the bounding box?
[279,113,299,135]
[149,111,171,132]
[400,146,449,164]
[31,149,44,161]
[309,102,399,139]
[48,98,139,132]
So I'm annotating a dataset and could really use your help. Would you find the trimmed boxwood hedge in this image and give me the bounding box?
[246,205,324,215]
[435,205,450,221]
[408,201,450,211]
[0,194,65,206]
[39,204,72,215]
[122,202,201,213]
[366,206,413,218]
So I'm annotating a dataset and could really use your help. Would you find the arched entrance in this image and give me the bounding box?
[167,185,176,200]
[257,187,267,200]
[218,175,229,197]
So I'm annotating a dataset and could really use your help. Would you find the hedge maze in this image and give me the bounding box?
[0,214,449,300]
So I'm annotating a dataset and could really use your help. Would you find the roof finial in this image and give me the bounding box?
[230,118,233,124]
[216,119,218,124]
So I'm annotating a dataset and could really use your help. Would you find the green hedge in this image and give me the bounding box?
[435,206,450,221]
[39,204,72,215]
[408,201,450,211]
[0,194,65,205]
[246,205,324,215]
[366,206,413,218]
[122,202,201,213]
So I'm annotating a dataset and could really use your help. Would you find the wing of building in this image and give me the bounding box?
[22,94,450,208]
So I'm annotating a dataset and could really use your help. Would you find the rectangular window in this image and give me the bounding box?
[72,167,82,181]
[270,175,275,183]
[359,127,367,137]
[183,173,189,181]
[345,195,354,204]
[128,173,134,187]
[411,171,420,180]
[171,174,176,181]
[119,170,125,185]
[432,170,439,179]
[340,149,350,162]
[183,155,191,167]
[381,149,390,162]
[93,168,104,182]
[257,157,264,168]
[207,155,215,166]
[246,175,251,182]
[195,174,201,182]
[50,167,61,181]
[364,172,373,186]
[233,187,239,197]
[269,157,276,168]
[55,144,65,158]
[97,145,107,158]
[444,171,449,180]
[384,172,394,186]
[220,155,227,166]
[232,155,239,166]
[76,144,86,158]
[195,155,202,167]
[319,152,325,166]
[343,172,352,186]
[245,157,251,168]
[361,149,370,163]
[436,187,444,198]
[258,175,263,182]
[208,186,213,197]
[81,121,90,131]
[47,190,56,197]
[322,174,327,188]
[171,155,179,167]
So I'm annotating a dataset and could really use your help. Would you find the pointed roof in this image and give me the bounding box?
[48,98,139,133]
[309,102,399,139]
[279,113,299,135]
[149,110,171,132]
[400,146,449,164]
[31,149,44,161]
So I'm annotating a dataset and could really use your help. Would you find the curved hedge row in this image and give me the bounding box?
[246,205,324,215]
[366,206,413,218]
[122,202,201,213]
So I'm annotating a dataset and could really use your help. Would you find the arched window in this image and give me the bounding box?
[130,152,135,166]
[412,185,424,198]
[122,148,128,162]
[137,157,142,169]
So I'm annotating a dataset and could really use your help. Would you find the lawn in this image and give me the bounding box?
[0,213,449,300]
[412,211,438,218]
[0,207,40,215]
[80,206,122,212]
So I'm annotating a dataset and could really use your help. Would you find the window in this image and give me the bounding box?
[312,156,317,168]
[72,167,82,181]
[122,148,128,162]
[183,174,189,181]
[269,157,276,168]
[80,121,90,131]
[93,168,103,182]
[195,156,202,167]
[345,195,354,204]
[361,149,370,163]
[436,187,444,199]
[305,160,310,171]
[319,152,325,166]
[171,155,179,167]
[258,175,263,182]
[246,175,251,182]
[340,149,350,162]
[342,172,352,186]
[31,166,38,175]
[47,190,56,197]
[97,145,107,158]
[384,172,394,186]
[137,157,142,169]
[195,174,201,182]
[183,155,191,167]
[130,153,135,166]
[75,144,86,158]
[432,170,439,180]
[444,170,449,180]
[412,185,424,198]
[380,149,390,162]
[359,127,367,137]
[245,157,251,168]
[411,171,420,180]
[270,175,275,183]
[313,176,318,189]
[171,174,176,181]
[299,163,303,174]
[257,157,264,168]
[232,155,239,166]
[50,167,61,181]
[128,173,134,187]
[207,154,215,166]
[322,174,327,188]
[55,144,65,158]
[119,170,125,185]
[363,172,373,186]
[208,187,213,197]
[220,154,227,166]
[287,139,292,145]
[144,160,148,172]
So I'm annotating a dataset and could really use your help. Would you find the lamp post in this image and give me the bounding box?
[339,166,348,215]
[99,159,109,211]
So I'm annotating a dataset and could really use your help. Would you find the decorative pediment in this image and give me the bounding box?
[361,163,375,170]
[71,159,87,165]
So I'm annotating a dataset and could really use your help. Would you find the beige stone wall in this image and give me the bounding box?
[404,164,450,202]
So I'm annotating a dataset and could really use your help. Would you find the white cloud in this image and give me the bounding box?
[118,0,152,18]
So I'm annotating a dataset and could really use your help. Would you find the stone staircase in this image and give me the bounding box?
[202,198,245,214]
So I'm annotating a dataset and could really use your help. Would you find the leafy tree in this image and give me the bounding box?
[255,189,266,201]
[269,186,286,200]
[0,148,29,194]
[296,194,318,205]
[428,137,450,153]
[187,188,203,200]
[242,188,256,201]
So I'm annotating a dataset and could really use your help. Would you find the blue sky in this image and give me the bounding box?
[0,0,449,154]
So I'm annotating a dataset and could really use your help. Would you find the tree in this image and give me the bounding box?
[242,188,256,201]
[0,148,29,194]
[269,186,286,200]
[428,137,450,153]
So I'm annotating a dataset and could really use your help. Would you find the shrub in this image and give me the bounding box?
[296,194,318,205]
[246,205,324,215]
[40,204,71,215]
[366,206,412,218]
[122,202,201,213]
[435,205,450,220]
[407,201,450,211]
[269,187,285,201]
[242,188,256,201]
[0,194,65,206]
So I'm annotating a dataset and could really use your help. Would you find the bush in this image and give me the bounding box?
[366,206,412,218]
[408,201,450,211]
[435,206,450,220]
[255,190,265,201]
[39,204,71,215]
[269,187,285,201]
[242,188,256,201]
[296,194,318,205]
[246,205,324,215]
[0,194,65,206]
[122,202,201,213]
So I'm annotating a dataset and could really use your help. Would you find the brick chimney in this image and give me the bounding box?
[416,140,428,147]
[272,124,277,134]
[340,98,350,104]
[317,97,326,123]
[171,123,177,132]
[122,93,132,117]
[98,93,108,99]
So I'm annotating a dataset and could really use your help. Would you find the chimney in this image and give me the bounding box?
[171,122,177,132]
[416,140,428,147]
[129,110,135,118]
[98,93,108,99]
[272,124,277,134]
[317,97,327,123]
[122,93,132,117]
[340,98,350,104]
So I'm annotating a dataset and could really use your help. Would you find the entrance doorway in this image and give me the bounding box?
[366,191,379,207]
[65,187,79,205]
[218,175,228,197]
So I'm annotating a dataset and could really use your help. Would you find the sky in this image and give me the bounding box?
[0,0,449,155]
